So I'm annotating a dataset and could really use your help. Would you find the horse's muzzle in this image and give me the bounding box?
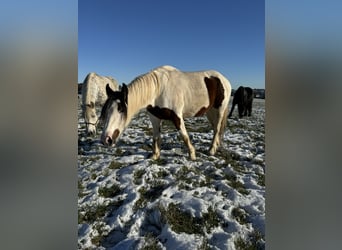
[87,129,96,137]
[102,129,120,146]
[86,126,96,137]
[104,136,113,146]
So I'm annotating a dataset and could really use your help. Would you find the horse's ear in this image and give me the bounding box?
[106,83,115,96]
[121,83,128,105]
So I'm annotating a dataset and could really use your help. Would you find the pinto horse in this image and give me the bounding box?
[100,65,231,160]
[81,72,119,136]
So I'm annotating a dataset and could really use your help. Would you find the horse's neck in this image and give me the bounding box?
[126,78,159,125]
[83,82,97,106]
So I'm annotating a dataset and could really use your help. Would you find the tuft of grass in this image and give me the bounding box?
[175,165,215,190]
[140,143,151,151]
[115,147,123,155]
[229,122,249,133]
[231,207,248,225]
[202,206,220,233]
[225,174,250,195]
[133,169,146,185]
[108,161,124,170]
[156,169,169,178]
[134,182,166,211]
[198,237,211,250]
[78,203,108,224]
[231,162,249,174]
[234,229,264,250]
[79,200,124,225]
[98,184,121,198]
[90,222,109,247]
[217,149,240,162]
[141,233,162,250]
[175,166,192,190]
[91,173,97,180]
[217,150,250,173]
[160,202,203,235]
[152,158,168,165]
[175,165,209,190]
[159,203,220,235]
[78,180,86,198]
[175,166,191,182]
[90,155,101,161]
[186,123,211,133]
[256,172,265,186]
[102,168,110,177]
[91,235,102,246]
[133,188,147,211]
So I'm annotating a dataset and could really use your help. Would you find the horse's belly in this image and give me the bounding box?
[183,100,210,118]
[180,99,205,117]
[183,110,198,118]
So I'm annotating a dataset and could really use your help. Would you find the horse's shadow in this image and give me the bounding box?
[78,129,219,160]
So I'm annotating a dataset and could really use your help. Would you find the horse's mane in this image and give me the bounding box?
[128,65,178,98]
[123,66,180,124]
[125,70,160,123]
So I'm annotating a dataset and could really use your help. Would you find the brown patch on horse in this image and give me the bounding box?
[113,129,120,141]
[195,107,207,117]
[195,76,225,116]
[147,105,181,130]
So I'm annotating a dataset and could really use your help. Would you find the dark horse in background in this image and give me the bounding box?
[228,86,254,118]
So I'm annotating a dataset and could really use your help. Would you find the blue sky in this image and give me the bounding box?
[79,0,264,89]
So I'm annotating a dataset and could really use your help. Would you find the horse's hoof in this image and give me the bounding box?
[151,154,160,160]
[209,149,216,156]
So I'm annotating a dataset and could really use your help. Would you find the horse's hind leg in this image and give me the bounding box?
[207,110,219,155]
[238,103,246,118]
[148,114,162,160]
[243,105,248,117]
[207,107,227,155]
[247,101,253,116]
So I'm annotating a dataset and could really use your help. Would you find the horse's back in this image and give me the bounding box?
[173,70,230,98]
[82,72,119,106]
[159,69,231,117]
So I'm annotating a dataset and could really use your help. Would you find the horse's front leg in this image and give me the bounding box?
[148,114,162,160]
[178,119,196,160]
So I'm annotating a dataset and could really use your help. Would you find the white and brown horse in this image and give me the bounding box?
[100,65,231,160]
[81,72,119,135]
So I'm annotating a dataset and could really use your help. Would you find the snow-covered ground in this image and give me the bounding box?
[78,97,265,249]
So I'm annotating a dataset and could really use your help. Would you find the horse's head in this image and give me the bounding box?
[100,83,128,146]
[83,102,97,136]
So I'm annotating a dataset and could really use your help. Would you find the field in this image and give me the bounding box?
[78,97,265,249]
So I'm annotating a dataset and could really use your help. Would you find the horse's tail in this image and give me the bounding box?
[219,104,229,140]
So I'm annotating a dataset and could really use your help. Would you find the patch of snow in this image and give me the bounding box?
[78,96,265,249]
